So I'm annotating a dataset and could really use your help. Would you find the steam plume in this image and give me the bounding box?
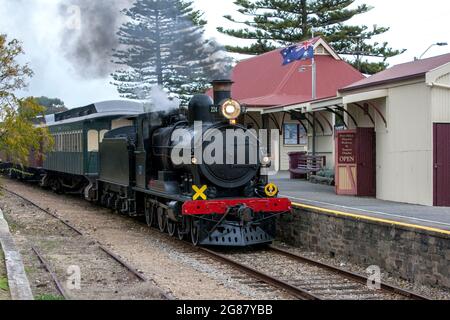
[59,0,133,78]
[144,86,181,113]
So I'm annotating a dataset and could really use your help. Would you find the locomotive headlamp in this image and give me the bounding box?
[191,157,198,165]
[221,99,241,120]
[262,156,271,166]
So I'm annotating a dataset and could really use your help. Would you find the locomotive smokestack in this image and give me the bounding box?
[211,79,234,105]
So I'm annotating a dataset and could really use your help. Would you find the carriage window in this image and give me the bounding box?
[87,130,99,152]
[99,130,109,143]
[52,134,57,151]
[75,132,79,152]
[70,133,74,152]
[143,120,150,139]
[79,132,83,152]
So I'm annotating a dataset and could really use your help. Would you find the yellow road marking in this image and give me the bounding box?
[292,202,450,236]
[192,185,208,201]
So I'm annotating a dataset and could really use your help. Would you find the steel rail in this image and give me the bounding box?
[198,247,321,300]
[0,186,84,236]
[269,246,430,300]
[32,246,69,300]
[98,245,147,282]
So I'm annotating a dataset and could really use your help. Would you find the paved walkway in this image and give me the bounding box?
[270,172,450,232]
[0,209,33,300]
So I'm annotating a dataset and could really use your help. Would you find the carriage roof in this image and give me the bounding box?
[43,100,145,127]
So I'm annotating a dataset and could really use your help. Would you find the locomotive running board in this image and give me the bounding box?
[133,186,191,202]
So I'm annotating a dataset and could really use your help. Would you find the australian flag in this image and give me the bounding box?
[281,41,314,65]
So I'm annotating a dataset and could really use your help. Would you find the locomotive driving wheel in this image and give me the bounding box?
[145,201,154,227]
[167,219,176,237]
[191,219,200,246]
[177,220,186,241]
[157,207,167,233]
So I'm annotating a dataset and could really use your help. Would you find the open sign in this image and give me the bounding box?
[337,132,356,165]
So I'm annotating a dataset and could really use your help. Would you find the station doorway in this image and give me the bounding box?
[335,128,376,197]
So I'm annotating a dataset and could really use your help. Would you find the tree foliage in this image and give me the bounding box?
[35,96,68,115]
[0,34,53,166]
[218,0,405,74]
[111,0,233,105]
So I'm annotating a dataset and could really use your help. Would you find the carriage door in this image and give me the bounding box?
[335,128,376,197]
[434,124,450,206]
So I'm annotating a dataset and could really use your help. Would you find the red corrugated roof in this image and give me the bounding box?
[226,37,364,108]
[341,53,450,92]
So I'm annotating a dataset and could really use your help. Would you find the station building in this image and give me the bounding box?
[336,54,450,207]
[229,37,450,207]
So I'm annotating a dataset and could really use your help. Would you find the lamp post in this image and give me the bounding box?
[416,42,448,60]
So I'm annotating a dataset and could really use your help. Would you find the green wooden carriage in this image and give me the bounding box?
[43,101,144,177]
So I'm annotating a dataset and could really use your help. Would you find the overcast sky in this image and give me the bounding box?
[0,0,449,107]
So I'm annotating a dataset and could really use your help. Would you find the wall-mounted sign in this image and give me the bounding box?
[337,132,356,164]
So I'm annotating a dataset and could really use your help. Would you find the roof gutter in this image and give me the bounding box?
[339,74,425,93]
[427,82,450,90]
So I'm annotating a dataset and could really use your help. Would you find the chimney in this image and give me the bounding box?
[211,79,233,106]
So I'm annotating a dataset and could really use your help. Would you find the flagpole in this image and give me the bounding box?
[312,54,317,156]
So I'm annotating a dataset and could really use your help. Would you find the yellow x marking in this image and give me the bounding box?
[192,185,208,201]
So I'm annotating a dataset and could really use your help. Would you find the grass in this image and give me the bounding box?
[35,294,65,301]
[0,246,9,298]
[0,277,8,291]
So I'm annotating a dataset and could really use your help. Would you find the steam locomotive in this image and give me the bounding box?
[2,80,291,246]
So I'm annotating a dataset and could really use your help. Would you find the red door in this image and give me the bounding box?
[356,128,376,197]
[434,124,450,206]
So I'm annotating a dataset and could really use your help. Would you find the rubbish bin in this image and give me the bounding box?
[288,152,307,179]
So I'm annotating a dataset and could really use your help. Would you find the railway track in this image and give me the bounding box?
[0,186,173,300]
[1,184,430,300]
[193,246,430,300]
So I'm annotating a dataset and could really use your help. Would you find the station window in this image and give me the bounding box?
[283,124,307,146]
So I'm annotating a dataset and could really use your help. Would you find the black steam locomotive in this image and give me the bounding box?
[3,80,291,246]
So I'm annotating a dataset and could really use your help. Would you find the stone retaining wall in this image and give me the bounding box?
[277,207,450,290]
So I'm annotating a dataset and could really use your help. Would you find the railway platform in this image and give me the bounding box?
[271,172,450,234]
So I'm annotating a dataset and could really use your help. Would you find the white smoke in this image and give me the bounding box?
[143,85,180,113]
